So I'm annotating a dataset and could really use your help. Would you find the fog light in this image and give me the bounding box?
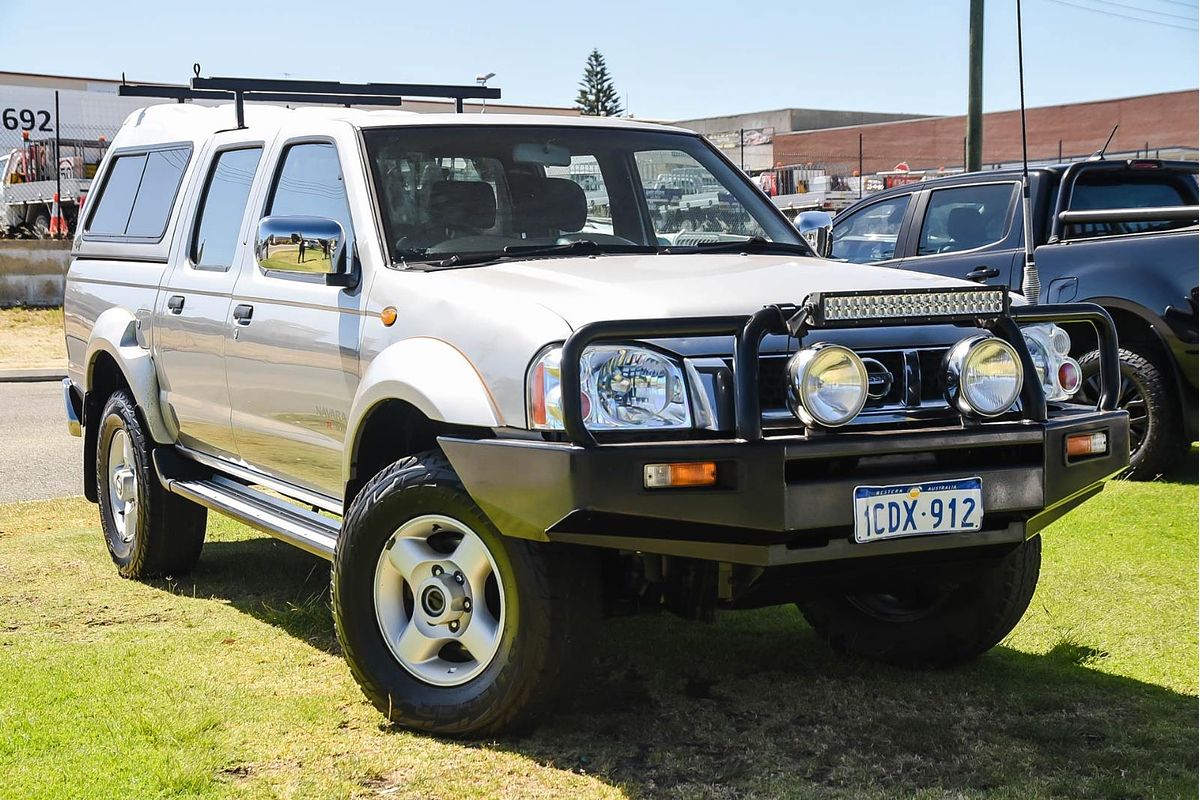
[644,461,718,488]
[1066,431,1108,459]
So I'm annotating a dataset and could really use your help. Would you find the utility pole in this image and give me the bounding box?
[966,0,985,172]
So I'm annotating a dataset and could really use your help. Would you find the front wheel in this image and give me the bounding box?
[799,536,1041,666]
[333,451,599,736]
[1076,347,1183,480]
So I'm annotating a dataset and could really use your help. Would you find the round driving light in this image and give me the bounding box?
[1058,358,1082,395]
[786,344,868,427]
[1051,326,1072,356]
[944,336,1024,417]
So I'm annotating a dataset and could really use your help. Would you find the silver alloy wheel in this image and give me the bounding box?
[106,428,138,555]
[373,514,505,687]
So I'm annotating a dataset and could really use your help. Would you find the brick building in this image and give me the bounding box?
[770,90,1198,173]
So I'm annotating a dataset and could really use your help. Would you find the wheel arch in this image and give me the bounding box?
[80,308,175,502]
[343,338,503,509]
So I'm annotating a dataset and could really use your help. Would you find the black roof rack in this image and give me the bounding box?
[117,70,502,128]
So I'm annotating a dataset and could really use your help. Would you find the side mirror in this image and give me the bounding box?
[794,210,834,258]
[255,215,357,288]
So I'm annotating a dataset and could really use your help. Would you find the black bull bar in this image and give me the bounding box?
[557,296,1121,447]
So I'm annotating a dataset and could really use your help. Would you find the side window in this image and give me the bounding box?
[917,183,1014,255]
[86,147,191,239]
[266,142,352,237]
[191,147,263,269]
[832,194,911,263]
[86,154,146,235]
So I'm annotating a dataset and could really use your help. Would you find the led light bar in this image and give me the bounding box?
[807,287,1009,327]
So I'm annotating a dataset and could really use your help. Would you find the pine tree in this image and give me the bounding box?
[575,49,624,117]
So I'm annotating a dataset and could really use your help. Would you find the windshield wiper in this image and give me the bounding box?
[662,236,814,257]
[409,239,659,271]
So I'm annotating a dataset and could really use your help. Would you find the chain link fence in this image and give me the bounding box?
[744,143,1199,215]
[1,98,120,239]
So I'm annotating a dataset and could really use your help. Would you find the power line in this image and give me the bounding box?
[1144,0,1199,10]
[1045,0,1199,29]
[1074,0,1199,22]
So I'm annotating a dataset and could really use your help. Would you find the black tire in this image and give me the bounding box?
[31,211,50,238]
[333,451,600,736]
[95,390,207,578]
[1077,347,1183,480]
[799,536,1041,666]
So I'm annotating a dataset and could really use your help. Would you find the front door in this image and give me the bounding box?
[155,143,265,459]
[224,139,367,500]
[899,181,1022,288]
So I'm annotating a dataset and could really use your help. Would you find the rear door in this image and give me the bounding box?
[155,140,265,458]
[223,137,368,500]
[901,181,1022,288]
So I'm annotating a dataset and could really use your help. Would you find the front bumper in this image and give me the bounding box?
[443,298,1129,568]
[441,405,1128,567]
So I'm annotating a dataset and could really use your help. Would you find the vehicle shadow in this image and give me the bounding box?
[172,536,1198,799]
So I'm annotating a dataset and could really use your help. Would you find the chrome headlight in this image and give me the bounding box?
[528,345,691,430]
[944,336,1024,417]
[786,344,868,427]
[1022,323,1081,401]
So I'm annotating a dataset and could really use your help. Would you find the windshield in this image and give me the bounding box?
[362,125,802,264]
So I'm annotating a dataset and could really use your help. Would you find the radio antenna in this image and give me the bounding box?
[1016,0,1040,302]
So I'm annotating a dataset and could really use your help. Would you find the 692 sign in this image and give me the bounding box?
[2,107,53,132]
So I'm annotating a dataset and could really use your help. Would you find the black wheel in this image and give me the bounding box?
[31,211,50,238]
[333,451,600,736]
[96,390,207,578]
[1076,347,1182,479]
[799,536,1041,666]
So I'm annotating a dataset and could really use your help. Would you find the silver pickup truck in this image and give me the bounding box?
[62,80,1129,736]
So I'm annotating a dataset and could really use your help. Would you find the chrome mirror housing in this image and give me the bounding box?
[794,210,834,258]
[255,215,352,285]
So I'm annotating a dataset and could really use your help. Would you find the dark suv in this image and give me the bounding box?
[829,159,1198,477]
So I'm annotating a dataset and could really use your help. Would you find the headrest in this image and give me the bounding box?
[947,206,986,245]
[428,181,497,230]
[511,176,587,234]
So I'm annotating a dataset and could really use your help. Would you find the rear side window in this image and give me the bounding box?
[86,146,191,240]
[192,147,263,269]
[917,183,1014,255]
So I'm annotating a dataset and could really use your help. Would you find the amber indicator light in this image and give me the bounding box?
[380,306,398,327]
[644,461,718,489]
[1065,432,1108,459]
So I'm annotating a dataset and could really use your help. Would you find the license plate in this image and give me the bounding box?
[853,478,983,544]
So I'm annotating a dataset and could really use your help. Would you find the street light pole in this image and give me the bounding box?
[966,0,985,172]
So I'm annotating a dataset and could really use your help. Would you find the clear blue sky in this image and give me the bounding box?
[1,0,1195,120]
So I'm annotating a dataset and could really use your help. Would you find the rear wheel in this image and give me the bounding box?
[1076,347,1182,479]
[800,536,1041,666]
[96,390,206,578]
[333,451,599,735]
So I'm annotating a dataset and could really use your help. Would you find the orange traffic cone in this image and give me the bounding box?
[49,192,67,238]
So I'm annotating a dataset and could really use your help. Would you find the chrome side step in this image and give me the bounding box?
[154,453,339,560]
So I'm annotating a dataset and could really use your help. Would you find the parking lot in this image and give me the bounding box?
[0,381,81,503]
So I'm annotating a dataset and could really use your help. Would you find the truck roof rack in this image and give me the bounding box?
[117,70,502,128]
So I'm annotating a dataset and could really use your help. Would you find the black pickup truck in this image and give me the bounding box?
[818,159,1198,477]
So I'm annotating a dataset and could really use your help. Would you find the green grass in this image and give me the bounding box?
[0,469,1195,799]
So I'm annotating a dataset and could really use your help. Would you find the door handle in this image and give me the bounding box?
[965,266,1000,282]
[166,295,185,314]
[232,304,254,325]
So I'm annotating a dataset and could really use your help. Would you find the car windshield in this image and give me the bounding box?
[362,125,802,265]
